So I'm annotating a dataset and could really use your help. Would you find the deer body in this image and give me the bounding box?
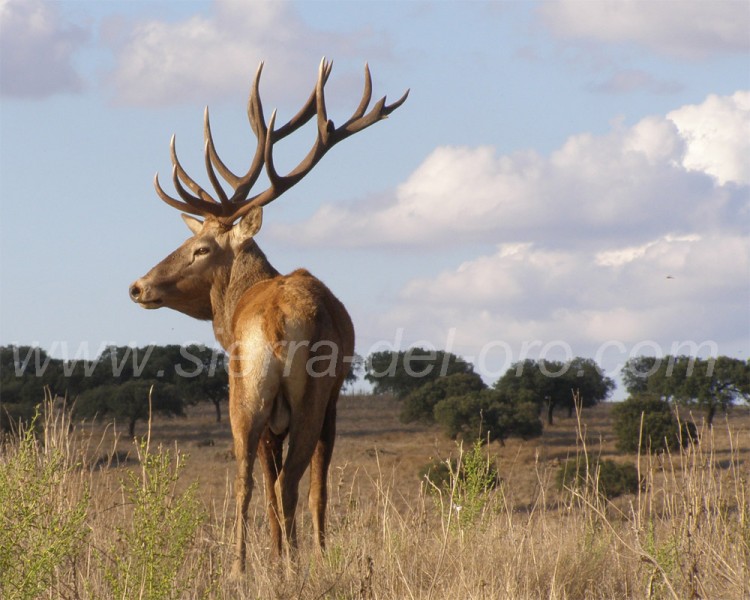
[129,60,405,575]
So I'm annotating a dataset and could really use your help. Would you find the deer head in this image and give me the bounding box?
[129,59,409,321]
[128,210,263,320]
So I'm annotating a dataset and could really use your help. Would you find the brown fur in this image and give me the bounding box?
[234,269,332,356]
[130,210,354,575]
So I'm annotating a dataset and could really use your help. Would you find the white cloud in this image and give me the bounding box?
[538,0,750,59]
[372,233,749,380]
[668,91,750,185]
[623,116,684,164]
[0,0,88,97]
[103,0,382,106]
[594,234,701,268]
[272,91,748,249]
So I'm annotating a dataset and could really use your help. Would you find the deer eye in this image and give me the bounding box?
[194,247,210,256]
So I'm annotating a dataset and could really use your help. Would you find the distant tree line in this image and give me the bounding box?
[608,355,750,453]
[622,355,750,426]
[4,341,747,449]
[364,349,614,444]
[1,344,228,436]
[364,348,749,447]
[1,343,363,436]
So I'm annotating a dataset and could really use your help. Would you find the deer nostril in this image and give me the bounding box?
[129,284,142,300]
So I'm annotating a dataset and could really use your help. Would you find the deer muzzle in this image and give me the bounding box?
[129,279,163,308]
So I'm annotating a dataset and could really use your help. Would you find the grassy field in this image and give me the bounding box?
[2,394,749,599]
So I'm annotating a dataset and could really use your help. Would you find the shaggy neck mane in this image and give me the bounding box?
[211,240,280,349]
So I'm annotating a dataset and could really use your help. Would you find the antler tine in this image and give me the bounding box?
[153,135,225,217]
[261,58,333,186]
[203,61,268,199]
[263,110,282,190]
[246,62,265,139]
[315,57,331,143]
[170,164,224,215]
[154,172,215,217]
[204,107,240,191]
[225,76,269,206]
[347,62,373,123]
[170,135,222,206]
[203,138,229,205]
[273,58,333,141]
[226,108,315,217]
[337,87,410,138]
[154,172,190,213]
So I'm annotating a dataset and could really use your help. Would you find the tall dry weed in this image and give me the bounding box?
[0,394,747,599]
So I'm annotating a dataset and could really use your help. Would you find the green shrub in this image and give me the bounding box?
[0,412,89,600]
[612,394,697,453]
[433,390,543,443]
[400,372,486,424]
[556,456,640,499]
[422,438,501,526]
[102,440,206,600]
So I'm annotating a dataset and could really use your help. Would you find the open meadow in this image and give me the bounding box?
[2,395,749,599]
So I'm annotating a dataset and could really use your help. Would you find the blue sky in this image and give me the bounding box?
[1,0,748,393]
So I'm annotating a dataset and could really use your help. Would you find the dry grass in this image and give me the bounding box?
[2,395,748,599]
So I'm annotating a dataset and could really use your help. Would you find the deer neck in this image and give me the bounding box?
[211,240,280,349]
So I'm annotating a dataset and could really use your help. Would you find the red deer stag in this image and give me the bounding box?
[129,59,407,575]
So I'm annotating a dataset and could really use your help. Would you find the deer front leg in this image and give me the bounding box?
[231,425,258,578]
[228,349,281,577]
[229,407,268,578]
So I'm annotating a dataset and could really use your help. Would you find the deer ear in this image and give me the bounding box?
[233,206,263,243]
[181,214,204,235]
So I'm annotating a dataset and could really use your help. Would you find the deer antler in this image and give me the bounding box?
[154,58,409,225]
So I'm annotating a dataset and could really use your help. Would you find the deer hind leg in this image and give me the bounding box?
[309,394,338,552]
[275,436,318,553]
[274,381,331,553]
[258,428,284,559]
